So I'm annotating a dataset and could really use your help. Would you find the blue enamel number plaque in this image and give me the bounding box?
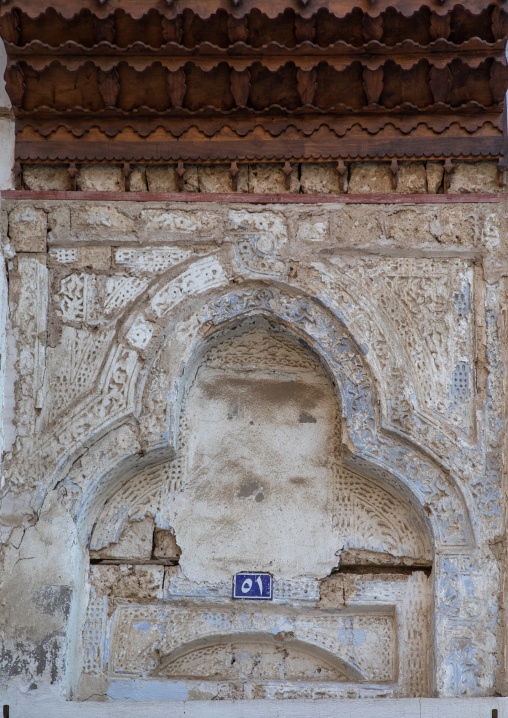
[232,573,273,600]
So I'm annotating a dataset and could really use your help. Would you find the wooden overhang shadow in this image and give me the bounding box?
[76,281,474,556]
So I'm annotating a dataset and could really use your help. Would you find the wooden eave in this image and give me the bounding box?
[1,0,508,166]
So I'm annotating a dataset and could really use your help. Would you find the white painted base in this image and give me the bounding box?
[1,688,506,718]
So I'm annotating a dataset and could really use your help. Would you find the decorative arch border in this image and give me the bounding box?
[191,284,473,550]
[70,280,474,553]
[34,254,477,524]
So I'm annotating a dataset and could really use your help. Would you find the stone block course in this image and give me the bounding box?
[396,163,427,194]
[248,163,300,193]
[89,564,164,604]
[348,162,393,194]
[153,529,181,561]
[71,206,136,234]
[300,164,342,194]
[198,165,234,193]
[23,165,71,192]
[449,161,500,194]
[8,206,47,252]
[12,161,508,196]
[90,517,155,560]
[426,162,445,193]
[130,166,148,193]
[77,165,124,192]
[146,166,180,193]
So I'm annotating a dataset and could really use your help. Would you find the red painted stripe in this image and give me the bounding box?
[1,190,506,204]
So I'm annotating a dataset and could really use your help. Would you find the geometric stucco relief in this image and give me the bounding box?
[2,200,505,703]
[334,257,476,438]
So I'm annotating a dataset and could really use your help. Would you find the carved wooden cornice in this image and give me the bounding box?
[1,1,507,165]
[1,0,506,20]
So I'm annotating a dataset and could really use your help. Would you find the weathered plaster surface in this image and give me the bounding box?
[1,184,507,705]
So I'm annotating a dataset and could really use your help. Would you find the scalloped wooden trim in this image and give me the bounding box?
[0,0,498,21]
[15,113,504,141]
[8,47,505,73]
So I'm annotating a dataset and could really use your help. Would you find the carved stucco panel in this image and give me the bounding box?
[5,257,228,499]
[2,202,506,703]
[195,285,472,551]
[103,276,150,315]
[227,210,290,279]
[150,256,227,319]
[56,272,97,324]
[52,278,475,557]
[329,258,475,436]
[114,246,193,274]
[11,257,48,440]
[434,552,500,696]
[480,283,505,529]
[43,326,115,425]
[108,604,396,682]
[45,276,488,697]
[301,259,486,525]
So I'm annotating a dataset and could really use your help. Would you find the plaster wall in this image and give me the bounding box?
[0,183,507,707]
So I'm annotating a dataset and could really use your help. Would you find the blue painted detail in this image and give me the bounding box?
[454,283,471,318]
[133,621,151,633]
[451,362,469,402]
[233,573,273,600]
[463,576,475,598]
[29,487,47,513]
[337,627,367,647]
[447,640,479,696]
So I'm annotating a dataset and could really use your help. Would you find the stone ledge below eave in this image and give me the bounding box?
[2,190,508,204]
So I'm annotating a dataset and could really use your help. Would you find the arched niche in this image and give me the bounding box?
[90,317,432,579]
[152,634,366,683]
[129,283,473,554]
[45,277,472,559]
[80,315,434,700]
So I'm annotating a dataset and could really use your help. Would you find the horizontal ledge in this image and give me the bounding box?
[3,696,508,716]
[336,565,433,575]
[90,558,179,565]
[2,190,506,204]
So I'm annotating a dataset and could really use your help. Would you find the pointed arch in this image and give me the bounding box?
[69,281,474,553]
